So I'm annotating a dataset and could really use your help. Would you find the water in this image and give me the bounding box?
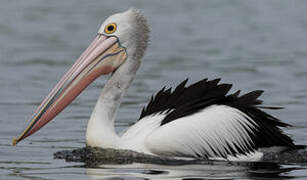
[1,0,307,179]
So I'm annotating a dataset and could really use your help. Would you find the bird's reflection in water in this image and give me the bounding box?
[85,161,300,180]
[54,147,304,179]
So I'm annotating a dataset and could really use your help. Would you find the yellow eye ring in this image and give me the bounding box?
[104,23,117,34]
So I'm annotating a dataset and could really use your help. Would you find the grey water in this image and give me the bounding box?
[1,0,307,179]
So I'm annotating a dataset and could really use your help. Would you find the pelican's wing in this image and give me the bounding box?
[145,105,279,159]
[139,78,295,159]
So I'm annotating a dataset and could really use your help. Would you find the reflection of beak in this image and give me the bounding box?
[12,34,127,145]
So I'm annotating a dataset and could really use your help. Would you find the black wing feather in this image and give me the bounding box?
[139,78,298,153]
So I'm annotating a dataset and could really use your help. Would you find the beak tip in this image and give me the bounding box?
[12,137,18,146]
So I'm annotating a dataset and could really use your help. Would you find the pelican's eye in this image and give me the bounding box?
[104,23,117,34]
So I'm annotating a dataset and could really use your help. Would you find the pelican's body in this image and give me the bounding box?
[14,9,301,161]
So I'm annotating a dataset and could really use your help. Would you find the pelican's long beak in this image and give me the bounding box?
[12,34,127,145]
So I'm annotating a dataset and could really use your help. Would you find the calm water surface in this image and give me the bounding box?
[1,0,307,179]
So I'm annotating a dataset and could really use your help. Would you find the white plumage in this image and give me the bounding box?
[118,105,263,161]
[145,105,257,158]
[120,113,166,153]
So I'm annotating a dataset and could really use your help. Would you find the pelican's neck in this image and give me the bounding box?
[86,56,140,148]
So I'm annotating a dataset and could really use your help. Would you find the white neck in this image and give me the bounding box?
[86,54,140,148]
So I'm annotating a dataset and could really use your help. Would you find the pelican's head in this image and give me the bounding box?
[12,9,150,145]
[98,9,150,60]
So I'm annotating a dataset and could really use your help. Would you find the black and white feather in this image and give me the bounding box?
[125,78,297,160]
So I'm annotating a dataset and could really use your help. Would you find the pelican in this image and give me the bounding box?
[13,9,302,161]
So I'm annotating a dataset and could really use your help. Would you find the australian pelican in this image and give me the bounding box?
[13,9,302,161]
